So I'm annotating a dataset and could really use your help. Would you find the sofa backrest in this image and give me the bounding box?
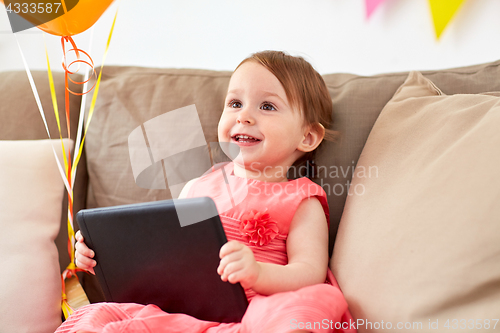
[2,59,500,272]
[85,60,500,255]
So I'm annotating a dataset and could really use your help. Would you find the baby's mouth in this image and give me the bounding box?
[232,134,262,143]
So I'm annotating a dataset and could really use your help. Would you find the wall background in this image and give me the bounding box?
[1,0,499,75]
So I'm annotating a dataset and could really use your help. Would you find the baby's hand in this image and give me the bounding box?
[217,240,260,289]
[75,230,96,275]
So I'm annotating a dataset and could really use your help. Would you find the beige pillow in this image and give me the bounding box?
[0,139,72,333]
[331,72,500,332]
[321,59,500,254]
[0,70,87,284]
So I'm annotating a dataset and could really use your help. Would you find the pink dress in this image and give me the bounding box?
[56,163,356,333]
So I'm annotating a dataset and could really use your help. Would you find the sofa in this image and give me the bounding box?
[1,59,499,333]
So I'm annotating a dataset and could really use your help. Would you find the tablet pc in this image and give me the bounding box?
[76,197,248,323]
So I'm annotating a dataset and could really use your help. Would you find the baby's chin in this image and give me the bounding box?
[231,154,250,167]
[233,158,273,173]
[231,156,259,169]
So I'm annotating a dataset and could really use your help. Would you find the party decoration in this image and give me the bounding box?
[428,0,466,39]
[8,0,119,318]
[364,0,471,40]
[365,0,387,19]
[1,0,113,36]
[57,11,119,316]
[39,0,113,36]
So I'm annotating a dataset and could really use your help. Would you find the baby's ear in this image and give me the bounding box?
[298,123,325,153]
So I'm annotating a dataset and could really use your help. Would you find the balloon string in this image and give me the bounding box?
[61,265,87,319]
[45,39,75,275]
[44,34,72,204]
[61,36,97,95]
[60,4,120,318]
[72,25,94,190]
[57,35,94,319]
[45,35,84,317]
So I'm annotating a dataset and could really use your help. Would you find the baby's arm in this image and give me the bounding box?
[218,197,329,295]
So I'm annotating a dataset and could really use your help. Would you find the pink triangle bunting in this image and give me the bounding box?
[365,0,387,19]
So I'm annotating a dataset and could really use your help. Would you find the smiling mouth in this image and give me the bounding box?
[232,134,262,143]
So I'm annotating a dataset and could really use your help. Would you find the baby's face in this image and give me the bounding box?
[218,61,307,173]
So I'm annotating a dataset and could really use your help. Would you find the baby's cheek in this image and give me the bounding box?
[217,111,235,141]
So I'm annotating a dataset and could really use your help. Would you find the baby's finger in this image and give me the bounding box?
[75,252,96,274]
[75,230,84,242]
[219,240,243,259]
[81,264,95,276]
[217,249,243,276]
[217,258,227,277]
[220,261,244,283]
[75,240,95,258]
[226,268,245,285]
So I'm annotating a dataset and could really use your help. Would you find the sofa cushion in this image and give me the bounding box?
[0,71,87,273]
[0,139,72,333]
[331,71,500,331]
[321,59,500,253]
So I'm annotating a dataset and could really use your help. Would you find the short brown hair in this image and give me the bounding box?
[236,50,338,176]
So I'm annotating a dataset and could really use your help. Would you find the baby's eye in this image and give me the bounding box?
[228,100,242,108]
[261,103,277,111]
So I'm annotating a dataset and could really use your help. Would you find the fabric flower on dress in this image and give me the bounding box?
[239,209,279,246]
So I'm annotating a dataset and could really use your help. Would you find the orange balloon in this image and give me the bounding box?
[0,0,114,36]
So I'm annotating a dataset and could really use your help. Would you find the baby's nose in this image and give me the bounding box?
[236,108,255,124]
